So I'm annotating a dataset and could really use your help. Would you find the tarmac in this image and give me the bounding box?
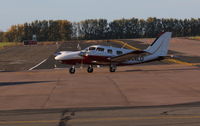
[2,105,200,126]
[0,64,199,110]
[0,38,200,125]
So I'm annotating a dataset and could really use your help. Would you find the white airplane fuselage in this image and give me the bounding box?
[55,45,142,65]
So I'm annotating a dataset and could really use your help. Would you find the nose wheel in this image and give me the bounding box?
[87,65,93,73]
[69,66,75,74]
[110,65,116,72]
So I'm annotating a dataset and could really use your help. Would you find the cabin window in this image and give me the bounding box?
[116,51,123,55]
[89,47,96,51]
[96,47,104,52]
[107,49,113,54]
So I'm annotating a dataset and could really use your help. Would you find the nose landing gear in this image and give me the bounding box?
[110,64,116,72]
[69,66,75,74]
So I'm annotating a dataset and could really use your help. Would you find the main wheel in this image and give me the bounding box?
[109,66,116,72]
[69,67,75,74]
[87,66,93,73]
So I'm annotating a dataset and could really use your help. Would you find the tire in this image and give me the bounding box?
[87,67,93,73]
[109,66,116,72]
[69,67,75,74]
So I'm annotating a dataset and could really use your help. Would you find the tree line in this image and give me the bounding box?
[0,20,72,42]
[1,17,200,42]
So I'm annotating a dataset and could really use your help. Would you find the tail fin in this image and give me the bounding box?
[145,32,172,56]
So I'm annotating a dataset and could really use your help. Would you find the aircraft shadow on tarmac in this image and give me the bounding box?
[124,67,200,73]
[0,81,55,86]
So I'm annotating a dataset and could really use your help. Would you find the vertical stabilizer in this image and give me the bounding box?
[145,32,172,56]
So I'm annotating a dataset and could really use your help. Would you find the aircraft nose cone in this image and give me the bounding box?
[54,52,63,60]
[54,56,59,60]
[55,55,62,60]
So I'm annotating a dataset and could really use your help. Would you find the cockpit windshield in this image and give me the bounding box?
[84,46,96,52]
[89,47,96,50]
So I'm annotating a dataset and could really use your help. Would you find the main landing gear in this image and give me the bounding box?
[69,65,94,74]
[87,65,93,73]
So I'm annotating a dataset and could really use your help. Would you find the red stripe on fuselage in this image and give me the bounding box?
[61,55,111,65]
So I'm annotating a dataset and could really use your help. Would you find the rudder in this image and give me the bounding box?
[145,32,172,56]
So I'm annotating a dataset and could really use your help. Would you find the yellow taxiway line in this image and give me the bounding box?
[1,115,200,124]
[0,120,58,124]
[109,40,140,50]
[71,115,200,123]
[163,59,198,66]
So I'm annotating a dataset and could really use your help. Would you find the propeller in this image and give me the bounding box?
[77,43,81,51]
[77,42,84,69]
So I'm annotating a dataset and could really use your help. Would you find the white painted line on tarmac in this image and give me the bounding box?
[29,59,47,70]
[54,68,65,70]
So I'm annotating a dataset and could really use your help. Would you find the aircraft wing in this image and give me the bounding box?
[110,50,150,62]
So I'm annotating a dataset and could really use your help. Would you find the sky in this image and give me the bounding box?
[0,0,200,31]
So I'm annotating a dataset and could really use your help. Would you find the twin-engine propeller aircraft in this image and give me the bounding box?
[55,32,172,74]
